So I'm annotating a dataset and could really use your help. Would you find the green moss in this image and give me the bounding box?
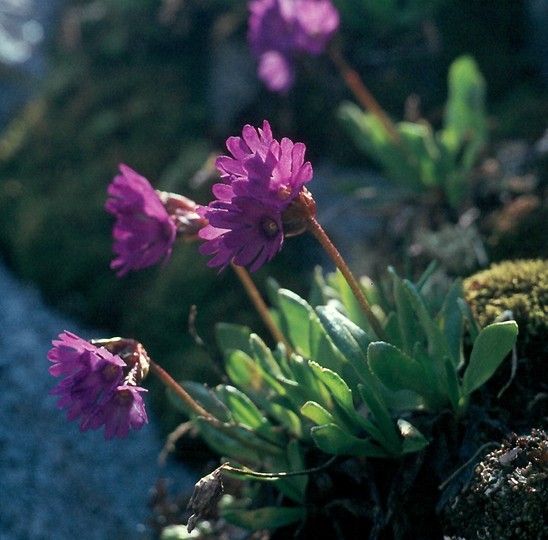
[464,259,548,344]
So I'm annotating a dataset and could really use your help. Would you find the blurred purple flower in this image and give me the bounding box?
[48,331,148,439]
[106,164,177,276]
[198,120,313,271]
[248,0,340,93]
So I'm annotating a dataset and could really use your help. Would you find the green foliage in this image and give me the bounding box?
[339,55,486,207]
[169,266,517,531]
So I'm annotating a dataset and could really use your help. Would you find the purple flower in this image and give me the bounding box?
[198,121,313,271]
[81,385,148,440]
[48,331,148,439]
[248,0,340,93]
[106,164,177,276]
[215,120,313,210]
[198,194,284,272]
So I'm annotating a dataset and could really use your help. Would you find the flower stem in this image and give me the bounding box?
[329,44,401,144]
[305,211,387,341]
[219,455,337,479]
[150,360,213,419]
[231,262,293,353]
[150,360,285,455]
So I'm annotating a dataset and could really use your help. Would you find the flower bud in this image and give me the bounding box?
[90,337,150,386]
[157,191,208,241]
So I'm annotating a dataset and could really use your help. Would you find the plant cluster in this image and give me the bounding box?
[13,0,543,538]
[43,3,528,536]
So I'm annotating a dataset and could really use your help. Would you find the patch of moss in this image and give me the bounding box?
[464,259,548,346]
[464,259,547,431]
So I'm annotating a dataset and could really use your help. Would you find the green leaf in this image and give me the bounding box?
[194,417,262,464]
[309,312,349,376]
[316,304,374,385]
[307,361,364,434]
[283,354,333,409]
[457,297,481,341]
[278,440,308,504]
[278,289,314,356]
[249,333,283,376]
[438,279,465,368]
[441,55,486,159]
[216,385,285,447]
[357,383,402,453]
[217,385,265,428]
[388,266,420,354]
[301,400,334,425]
[167,381,231,421]
[226,349,284,397]
[462,321,518,395]
[311,423,388,457]
[223,506,305,531]
[367,341,438,405]
[215,323,253,357]
[338,104,424,192]
[400,279,454,398]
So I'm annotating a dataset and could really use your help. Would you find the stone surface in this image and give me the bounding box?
[0,260,195,540]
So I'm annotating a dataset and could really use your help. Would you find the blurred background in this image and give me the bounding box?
[0,0,547,436]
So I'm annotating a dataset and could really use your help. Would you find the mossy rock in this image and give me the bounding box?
[464,259,548,354]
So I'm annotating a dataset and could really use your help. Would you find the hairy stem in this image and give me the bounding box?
[305,212,387,341]
[231,262,293,353]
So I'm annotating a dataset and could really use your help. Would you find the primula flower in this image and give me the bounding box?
[198,120,313,271]
[48,331,148,439]
[106,164,177,276]
[215,120,313,209]
[80,385,148,440]
[248,0,340,93]
[198,194,284,272]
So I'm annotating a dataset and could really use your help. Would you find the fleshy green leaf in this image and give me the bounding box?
[462,321,518,395]
[215,323,253,357]
[167,381,231,421]
[388,266,420,354]
[316,304,374,386]
[367,341,440,407]
[308,361,354,414]
[438,279,465,367]
[278,289,314,356]
[311,423,388,457]
[225,349,284,397]
[249,333,283,376]
[301,400,334,425]
[194,417,262,464]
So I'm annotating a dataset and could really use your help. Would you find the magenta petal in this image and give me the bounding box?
[106,164,177,276]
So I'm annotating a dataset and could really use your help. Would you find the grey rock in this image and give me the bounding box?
[0,260,195,540]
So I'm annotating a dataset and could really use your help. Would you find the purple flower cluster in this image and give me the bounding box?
[106,164,177,276]
[248,0,340,93]
[49,331,148,439]
[197,120,313,271]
